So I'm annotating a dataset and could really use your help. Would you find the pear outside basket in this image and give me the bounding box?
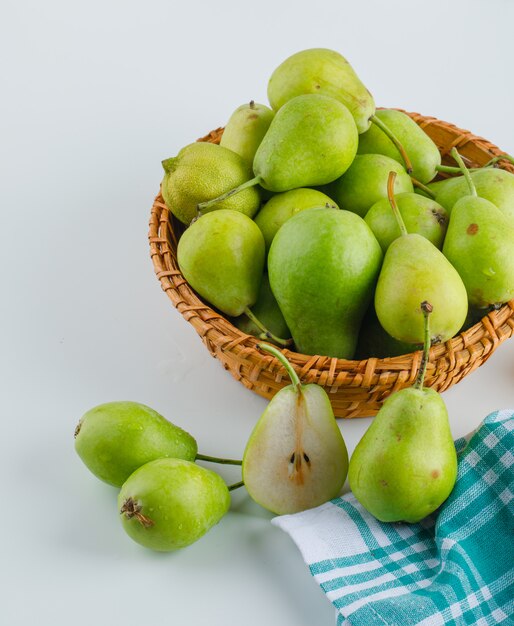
[148,111,514,418]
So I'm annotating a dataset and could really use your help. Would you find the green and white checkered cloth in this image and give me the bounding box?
[273,409,514,625]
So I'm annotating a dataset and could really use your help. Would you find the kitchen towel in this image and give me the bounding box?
[273,409,514,625]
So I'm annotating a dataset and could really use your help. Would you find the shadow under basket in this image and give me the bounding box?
[148,111,514,418]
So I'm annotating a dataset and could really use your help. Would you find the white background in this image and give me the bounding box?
[2,1,514,625]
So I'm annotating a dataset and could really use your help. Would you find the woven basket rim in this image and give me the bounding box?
[148,109,514,415]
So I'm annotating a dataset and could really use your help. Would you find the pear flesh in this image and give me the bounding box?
[443,196,514,307]
[220,101,275,165]
[177,209,265,317]
[375,234,468,344]
[358,109,441,184]
[243,381,348,515]
[254,94,359,191]
[268,207,383,359]
[267,48,375,133]
[348,387,457,523]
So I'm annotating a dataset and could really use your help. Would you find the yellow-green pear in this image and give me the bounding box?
[349,303,457,523]
[220,101,275,164]
[267,48,375,133]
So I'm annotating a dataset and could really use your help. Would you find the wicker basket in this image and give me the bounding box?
[149,111,514,418]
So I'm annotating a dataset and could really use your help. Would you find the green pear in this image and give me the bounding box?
[374,172,468,344]
[242,344,348,515]
[267,48,375,133]
[74,402,197,487]
[349,303,458,523]
[268,206,383,359]
[375,233,468,344]
[233,274,290,343]
[254,94,358,191]
[177,209,265,317]
[118,458,230,551]
[443,195,514,308]
[365,192,448,253]
[355,307,420,359]
[326,154,413,218]
[428,168,514,224]
[220,101,275,164]
[255,188,338,252]
[358,109,441,184]
[161,142,261,224]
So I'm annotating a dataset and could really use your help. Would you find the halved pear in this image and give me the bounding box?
[242,344,348,515]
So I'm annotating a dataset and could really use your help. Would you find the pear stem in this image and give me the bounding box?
[483,154,514,168]
[244,307,293,348]
[370,114,413,174]
[450,148,477,197]
[228,480,245,492]
[257,342,301,391]
[197,176,263,212]
[414,301,432,390]
[410,176,437,199]
[436,164,485,175]
[387,171,408,236]
[196,453,242,466]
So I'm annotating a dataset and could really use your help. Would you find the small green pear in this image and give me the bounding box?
[349,302,458,523]
[268,206,383,359]
[374,173,468,344]
[242,344,348,515]
[220,101,275,164]
[254,188,338,252]
[365,192,448,253]
[233,274,290,344]
[267,48,375,133]
[358,109,441,184]
[326,154,413,218]
[74,402,197,487]
[161,142,261,224]
[118,458,230,551]
[441,149,514,308]
[428,168,514,224]
[177,209,265,317]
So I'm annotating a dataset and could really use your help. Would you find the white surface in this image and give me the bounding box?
[2,1,514,625]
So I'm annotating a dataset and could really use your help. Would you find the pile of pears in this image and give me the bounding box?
[162,47,514,360]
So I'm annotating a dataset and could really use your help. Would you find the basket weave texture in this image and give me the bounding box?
[149,111,514,418]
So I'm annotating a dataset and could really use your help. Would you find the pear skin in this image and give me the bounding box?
[268,207,383,358]
[326,154,414,218]
[375,234,468,344]
[255,188,338,252]
[267,48,375,133]
[428,168,514,224]
[358,109,441,184]
[161,143,261,224]
[254,94,358,191]
[220,101,275,164]
[177,210,265,316]
[443,196,514,307]
[365,192,448,253]
[348,387,457,523]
